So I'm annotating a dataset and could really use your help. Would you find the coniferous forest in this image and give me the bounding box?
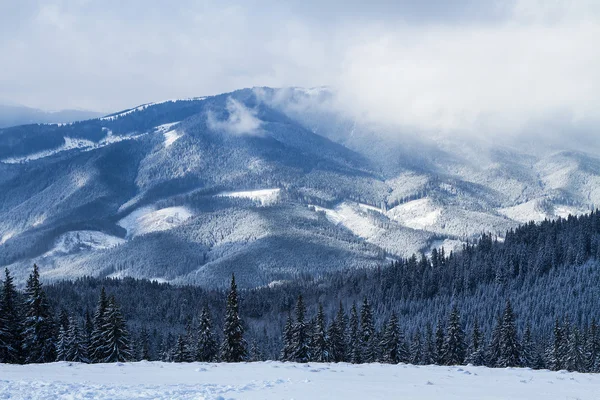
[1,211,600,372]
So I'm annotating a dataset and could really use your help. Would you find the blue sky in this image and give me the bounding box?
[1,0,598,144]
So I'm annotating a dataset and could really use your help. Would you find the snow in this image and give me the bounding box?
[44,231,125,256]
[498,199,586,224]
[386,198,442,230]
[118,206,194,237]
[164,129,183,148]
[1,361,598,400]
[313,203,384,240]
[217,189,281,206]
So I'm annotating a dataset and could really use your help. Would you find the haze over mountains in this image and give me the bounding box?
[0,87,598,288]
[0,104,103,129]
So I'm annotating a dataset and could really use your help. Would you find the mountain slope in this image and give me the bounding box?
[1,87,598,288]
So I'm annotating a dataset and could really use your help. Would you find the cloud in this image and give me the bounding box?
[0,0,599,149]
[207,97,262,135]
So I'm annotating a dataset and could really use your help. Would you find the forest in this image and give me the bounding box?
[1,210,599,372]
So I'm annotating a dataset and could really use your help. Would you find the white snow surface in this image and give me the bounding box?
[387,198,442,230]
[217,189,281,205]
[118,206,194,237]
[45,231,125,256]
[314,203,383,240]
[164,129,183,148]
[1,361,598,400]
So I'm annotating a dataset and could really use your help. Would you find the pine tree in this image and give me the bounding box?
[497,300,521,367]
[0,269,23,364]
[196,307,218,362]
[56,326,69,361]
[22,264,56,363]
[249,338,262,361]
[410,329,423,365]
[584,319,599,372]
[66,317,89,363]
[487,313,502,367]
[380,313,401,364]
[90,288,109,363]
[359,298,376,363]
[466,318,485,366]
[291,295,310,363]
[442,306,466,366]
[99,296,132,363]
[327,302,347,363]
[349,302,361,363]
[280,312,294,361]
[548,318,565,370]
[434,317,445,364]
[565,326,585,371]
[173,335,189,362]
[311,303,329,362]
[520,323,534,368]
[423,323,435,365]
[220,274,247,362]
[138,326,151,361]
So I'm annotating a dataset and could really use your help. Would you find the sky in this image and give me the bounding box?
[1,0,599,144]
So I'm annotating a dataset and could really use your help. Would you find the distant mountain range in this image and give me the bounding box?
[1,87,598,288]
[0,104,103,128]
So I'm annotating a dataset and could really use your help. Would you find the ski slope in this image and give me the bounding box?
[1,361,598,400]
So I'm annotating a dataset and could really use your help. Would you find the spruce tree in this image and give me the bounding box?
[291,295,310,363]
[359,298,376,363]
[195,307,217,362]
[497,300,521,367]
[434,317,445,364]
[410,329,423,365]
[520,323,534,368]
[0,269,23,364]
[99,296,132,362]
[23,264,56,363]
[66,317,89,363]
[173,335,189,362]
[220,274,247,362]
[380,313,401,364]
[423,323,435,365]
[466,318,485,366]
[90,288,109,363]
[442,306,466,366]
[280,312,294,361]
[56,326,69,361]
[328,302,347,363]
[349,302,361,363]
[311,303,329,362]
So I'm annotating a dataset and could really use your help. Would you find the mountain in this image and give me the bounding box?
[1,87,598,288]
[0,104,103,128]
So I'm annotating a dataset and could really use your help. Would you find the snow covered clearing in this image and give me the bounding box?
[386,198,442,230]
[118,206,194,237]
[164,129,183,148]
[217,189,281,205]
[313,203,384,240]
[45,231,125,256]
[1,361,598,400]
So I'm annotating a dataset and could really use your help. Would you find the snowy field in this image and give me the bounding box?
[1,362,599,400]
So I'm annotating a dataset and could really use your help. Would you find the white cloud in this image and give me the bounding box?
[0,0,599,148]
[207,97,262,135]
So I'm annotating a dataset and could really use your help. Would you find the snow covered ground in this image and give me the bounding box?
[118,206,194,237]
[1,361,598,400]
[217,189,281,206]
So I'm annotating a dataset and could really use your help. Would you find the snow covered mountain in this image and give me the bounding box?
[1,87,598,287]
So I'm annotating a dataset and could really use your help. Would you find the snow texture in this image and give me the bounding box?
[118,206,194,238]
[217,189,281,206]
[0,361,598,400]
